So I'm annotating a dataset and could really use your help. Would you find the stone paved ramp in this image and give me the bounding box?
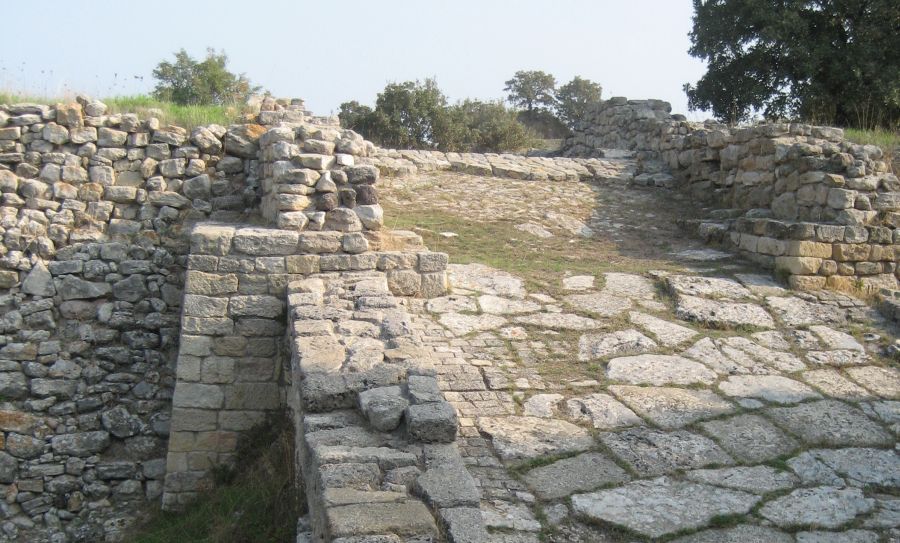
[381,169,900,542]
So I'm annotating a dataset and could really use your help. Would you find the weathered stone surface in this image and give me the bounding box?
[767,296,846,327]
[477,294,540,315]
[602,272,657,299]
[565,393,643,429]
[57,275,111,300]
[803,448,900,487]
[438,312,506,336]
[609,385,735,428]
[513,312,601,330]
[439,507,488,543]
[670,525,793,543]
[765,400,892,446]
[358,387,409,432]
[406,402,457,443]
[628,311,697,346]
[718,375,821,404]
[795,530,879,543]
[571,477,758,538]
[564,292,632,317]
[846,366,900,399]
[759,487,874,529]
[675,294,775,328]
[326,501,438,538]
[606,354,717,386]
[685,466,798,494]
[523,452,629,500]
[414,466,479,507]
[50,431,111,456]
[600,427,734,476]
[447,263,526,298]
[699,414,799,463]
[667,275,754,299]
[521,394,563,418]
[476,416,594,462]
[578,330,657,361]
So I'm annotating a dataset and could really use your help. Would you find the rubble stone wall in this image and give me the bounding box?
[564,98,900,291]
[0,95,449,541]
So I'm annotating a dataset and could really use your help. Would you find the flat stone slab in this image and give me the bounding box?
[802,369,873,400]
[562,275,594,290]
[685,466,798,494]
[718,375,821,404]
[600,427,734,476]
[766,296,846,327]
[571,476,758,538]
[674,248,732,261]
[476,416,594,462]
[447,263,526,298]
[846,366,900,399]
[735,273,788,296]
[515,222,553,238]
[563,292,632,317]
[629,311,697,346]
[602,273,657,299]
[806,448,900,487]
[477,294,540,315]
[671,524,793,543]
[326,501,438,538]
[609,385,735,428]
[759,486,875,529]
[522,394,563,418]
[480,500,541,532]
[523,452,630,500]
[683,336,805,374]
[809,325,865,351]
[676,294,775,329]
[765,400,893,447]
[667,275,754,299]
[577,330,657,361]
[807,350,869,367]
[565,393,643,430]
[426,295,478,314]
[606,354,718,386]
[438,312,507,336]
[795,530,879,543]
[698,414,799,463]
[513,313,601,330]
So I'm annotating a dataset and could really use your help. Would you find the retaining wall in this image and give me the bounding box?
[564,98,900,292]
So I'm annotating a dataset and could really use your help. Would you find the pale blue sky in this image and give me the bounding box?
[1,0,708,118]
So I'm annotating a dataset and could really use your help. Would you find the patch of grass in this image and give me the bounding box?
[0,91,249,130]
[844,127,900,152]
[104,95,248,130]
[383,206,683,299]
[129,411,301,543]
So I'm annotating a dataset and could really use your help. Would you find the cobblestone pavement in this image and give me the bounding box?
[385,170,900,542]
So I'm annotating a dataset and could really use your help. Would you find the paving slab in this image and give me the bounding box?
[571,476,758,538]
[698,413,800,463]
[667,275,754,299]
[767,296,847,327]
[807,448,900,487]
[447,263,526,298]
[513,312,602,330]
[765,400,893,447]
[606,354,718,386]
[601,272,657,299]
[438,312,507,336]
[718,375,821,404]
[759,486,875,529]
[676,294,775,329]
[522,452,630,500]
[477,295,540,315]
[565,393,644,430]
[562,275,594,290]
[475,416,594,462]
[563,292,633,317]
[802,369,874,400]
[577,330,657,361]
[600,427,734,476]
[609,385,735,428]
[628,311,698,346]
[670,524,793,543]
[846,366,900,399]
[795,530,879,543]
[685,466,798,494]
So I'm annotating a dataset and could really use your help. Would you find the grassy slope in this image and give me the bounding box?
[129,413,302,543]
[0,92,247,130]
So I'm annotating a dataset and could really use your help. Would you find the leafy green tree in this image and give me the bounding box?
[504,70,557,114]
[338,101,375,134]
[448,100,535,152]
[152,48,258,106]
[366,78,450,149]
[555,76,602,128]
[684,0,900,128]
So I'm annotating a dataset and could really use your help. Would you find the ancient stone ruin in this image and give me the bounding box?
[0,95,897,543]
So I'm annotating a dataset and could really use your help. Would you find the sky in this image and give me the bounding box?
[1,0,708,119]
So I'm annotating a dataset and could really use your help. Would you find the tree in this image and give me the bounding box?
[152,48,258,106]
[684,0,900,128]
[555,76,602,128]
[504,70,557,114]
[338,101,374,134]
[368,78,450,149]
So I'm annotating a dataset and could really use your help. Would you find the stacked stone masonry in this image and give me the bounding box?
[564,97,900,293]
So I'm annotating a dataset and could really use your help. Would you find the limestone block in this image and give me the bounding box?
[233,228,299,255]
[406,402,458,443]
[185,271,238,295]
[775,256,822,275]
[785,240,833,258]
[833,243,871,262]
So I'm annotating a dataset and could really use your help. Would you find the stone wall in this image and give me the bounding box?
[0,95,452,542]
[564,98,900,291]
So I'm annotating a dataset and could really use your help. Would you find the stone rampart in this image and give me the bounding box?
[564,98,900,291]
